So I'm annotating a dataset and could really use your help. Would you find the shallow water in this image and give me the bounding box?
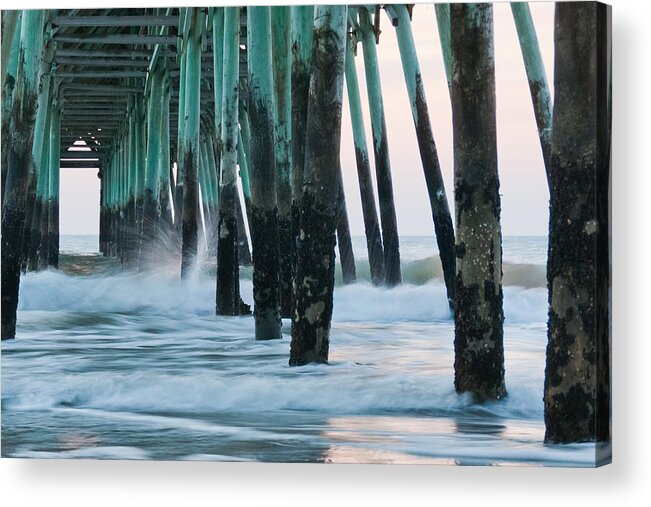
[1,236,600,465]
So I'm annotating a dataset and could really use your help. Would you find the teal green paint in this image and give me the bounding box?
[1,11,21,89]
[35,92,53,205]
[127,95,137,200]
[271,6,292,204]
[204,123,219,207]
[144,68,164,197]
[176,45,187,182]
[358,9,387,151]
[435,4,452,91]
[212,7,225,141]
[1,11,21,116]
[392,5,425,119]
[511,2,552,183]
[345,35,370,167]
[30,47,54,184]
[47,93,61,214]
[182,9,202,150]
[237,128,251,200]
[135,97,146,200]
[159,70,171,203]
[198,137,210,220]
[220,7,240,196]
[290,6,313,69]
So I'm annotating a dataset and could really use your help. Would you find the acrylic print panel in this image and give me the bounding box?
[1,2,611,466]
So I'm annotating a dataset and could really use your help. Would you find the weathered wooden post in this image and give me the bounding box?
[434,4,452,91]
[336,168,356,284]
[511,2,553,187]
[1,11,21,89]
[358,7,401,286]
[140,61,165,266]
[159,69,173,230]
[24,46,53,270]
[290,5,348,365]
[272,6,293,318]
[451,3,505,401]
[216,6,241,316]
[344,33,385,285]
[290,5,314,285]
[389,4,456,307]
[28,90,52,270]
[248,6,282,340]
[180,7,203,277]
[47,88,61,269]
[1,10,22,209]
[1,10,45,340]
[544,2,611,444]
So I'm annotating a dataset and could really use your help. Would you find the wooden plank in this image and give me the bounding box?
[56,57,152,67]
[52,15,180,27]
[61,84,143,94]
[57,48,156,58]
[53,33,178,45]
[57,70,147,78]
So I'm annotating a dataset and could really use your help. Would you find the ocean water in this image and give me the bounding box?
[1,235,600,465]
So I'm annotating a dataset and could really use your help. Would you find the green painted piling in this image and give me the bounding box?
[511,2,553,187]
[290,5,314,295]
[336,168,356,284]
[180,7,203,277]
[544,2,610,444]
[358,8,401,286]
[391,4,456,307]
[290,5,348,365]
[1,10,46,340]
[451,3,505,402]
[248,6,282,340]
[174,37,188,223]
[434,4,452,91]
[32,91,53,270]
[23,46,53,271]
[140,63,165,265]
[46,91,61,269]
[1,11,22,208]
[159,69,173,228]
[344,33,385,286]
[212,6,225,159]
[271,6,293,318]
[216,6,242,316]
[1,11,21,89]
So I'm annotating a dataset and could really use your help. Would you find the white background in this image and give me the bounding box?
[2,0,650,505]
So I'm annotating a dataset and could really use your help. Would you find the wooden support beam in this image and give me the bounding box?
[52,15,180,27]
[56,48,157,58]
[271,5,293,318]
[215,6,241,316]
[2,10,45,339]
[53,33,178,46]
[247,6,282,340]
[290,5,348,366]
[180,7,204,277]
[58,70,148,79]
[358,7,401,286]
[511,2,553,187]
[57,57,152,67]
[390,4,456,306]
[61,84,143,94]
[544,1,611,445]
[344,34,385,285]
[451,3,505,401]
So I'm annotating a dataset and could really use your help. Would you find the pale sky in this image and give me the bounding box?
[59,2,555,236]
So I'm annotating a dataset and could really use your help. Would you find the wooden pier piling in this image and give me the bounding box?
[290,5,348,365]
[450,3,505,401]
[247,6,282,340]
